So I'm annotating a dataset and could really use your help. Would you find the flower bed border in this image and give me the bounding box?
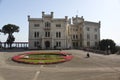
[12,52,73,65]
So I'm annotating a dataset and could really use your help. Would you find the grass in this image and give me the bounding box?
[28,54,64,59]
[19,58,65,63]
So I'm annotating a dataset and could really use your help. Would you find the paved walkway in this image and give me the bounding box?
[0,50,120,80]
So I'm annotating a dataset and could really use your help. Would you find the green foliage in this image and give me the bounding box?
[6,35,15,48]
[99,39,116,53]
[2,24,19,34]
[1,24,19,48]
[115,46,120,54]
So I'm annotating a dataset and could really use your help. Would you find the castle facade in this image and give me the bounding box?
[28,12,100,49]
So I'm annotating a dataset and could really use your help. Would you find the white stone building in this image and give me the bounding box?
[28,12,100,49]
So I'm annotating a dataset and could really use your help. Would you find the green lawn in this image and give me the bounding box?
[28,54,64,59]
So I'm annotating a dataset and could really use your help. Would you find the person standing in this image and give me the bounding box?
[86,53,90,58]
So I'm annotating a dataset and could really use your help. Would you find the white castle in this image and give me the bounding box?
[28,12,100,49]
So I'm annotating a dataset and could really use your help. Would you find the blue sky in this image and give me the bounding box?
[0,0,120,45]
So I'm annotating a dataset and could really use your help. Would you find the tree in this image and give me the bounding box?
[1,24,19,48]
[0,29,2,48]
[0,29,1,36]
[99,39,116,54]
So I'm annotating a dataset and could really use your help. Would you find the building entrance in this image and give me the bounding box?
[45,41,50,49]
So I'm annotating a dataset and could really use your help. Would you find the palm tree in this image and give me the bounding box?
[1,24,19,48]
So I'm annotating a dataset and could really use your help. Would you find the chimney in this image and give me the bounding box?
[65,16,68,20]
[81,16,83,19]
[42,11,45,18]
[51,12,54,18]
[27,15,30,20]
[99,21,101,28]
[69,18,71,24]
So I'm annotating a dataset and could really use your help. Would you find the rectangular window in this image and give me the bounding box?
[48,32,50,37]
[59,42,61,47]
[73,42,75,47]
[45,32,50,37]
[34,41,39,47]
[73,35,78,39]
[76,42,78,47]
[72,42,78,48]
[95,42,98,46]
[86,27,90,31]
[87,41,90,47]
[95,34,97,40]
[34,32,36,38]
[37,32,39,37]
[45,32,47,37]
[94,28,97,32]
[34,42,37,47]
[76,35,78,39]
[34,24,40,27]
[80,42,82,46]
[80,34,82,40]
[56,32,58,38]
[56,24,61,27]
[56,42,58,47]
[34,32,39,38]
[76,29,78,31]
[73,35,75,39]
[56,41,61,47]
[56,32,61,38]
[59,32,61,38]
[87,34,89,39]
[45,22,51,27]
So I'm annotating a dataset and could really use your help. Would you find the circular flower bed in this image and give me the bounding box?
[12,52,73,64]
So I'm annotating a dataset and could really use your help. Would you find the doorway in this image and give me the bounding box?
[45,41,50,49]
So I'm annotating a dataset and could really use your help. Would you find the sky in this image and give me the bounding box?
[0,0,120,45]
